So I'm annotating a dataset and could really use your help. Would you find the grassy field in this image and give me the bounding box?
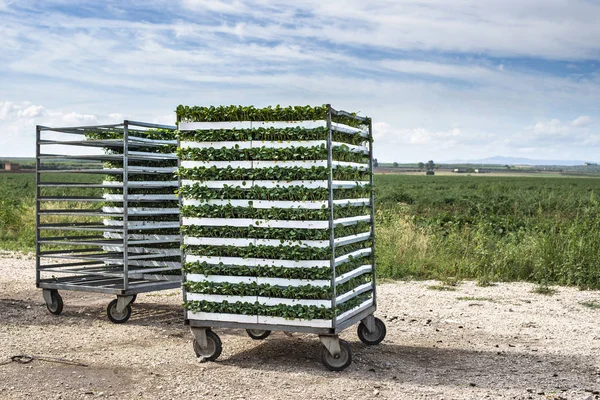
[2,172,600,289]
[375,174,600,289]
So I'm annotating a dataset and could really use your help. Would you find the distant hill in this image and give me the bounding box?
[441,156,594,166]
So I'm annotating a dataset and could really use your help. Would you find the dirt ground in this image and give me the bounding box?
[1,253,600,400]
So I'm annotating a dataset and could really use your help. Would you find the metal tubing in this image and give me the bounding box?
[368,118,377,308]
[326,105,337,328]
[329,107,370,122]
[178,131,188,322]
[35,125,41,287]
[125,120,177,130]
[122,121,130,291]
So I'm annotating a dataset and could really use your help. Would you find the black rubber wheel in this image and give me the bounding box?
[106,299,132,324]
[357,317,387,345]
[246,329,271,340]
[321,340,352,371]
[193,330,222,362]
[46,290,63,315]
[130,294,137,304]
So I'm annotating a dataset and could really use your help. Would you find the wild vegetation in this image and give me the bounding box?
[3,172,600,289]
[375,174,600,289]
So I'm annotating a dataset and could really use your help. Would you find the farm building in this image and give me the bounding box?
[3,162,19,171]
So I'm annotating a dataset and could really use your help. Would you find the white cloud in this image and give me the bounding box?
[572,115,593,127]
[0,1,599,162]
[0,101,130,156]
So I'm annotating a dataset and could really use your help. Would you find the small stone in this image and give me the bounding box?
[373,389,380,396]
[469,383,476,387]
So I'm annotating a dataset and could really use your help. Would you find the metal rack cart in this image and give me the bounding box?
[178,105,386,370]
[36,121,181,323]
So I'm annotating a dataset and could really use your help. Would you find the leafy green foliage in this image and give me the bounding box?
[182,222,371,240]
[176,104,329,123]
[184,275,370,299]
[184,240,371,260]
[184,261,333,280]
[179,184,371,202]
[181,204,370,220]
[185,243,331,260]
[178,144,368,164]
[184,281,331,299]
[179,126,366,146]
[84,128,176,141]
[177,165,369,181]
[183,291,373,320]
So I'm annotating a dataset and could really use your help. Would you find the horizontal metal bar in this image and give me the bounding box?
[38,260,103,269]
[39,153,177,161]
[102,180,179,188]
[38,235,105,241]
[41,265,181,278]
[38,196,106,202]
[329,107,369,122]
[38,169,122,175]
[39,138,176,148]
[38,224,125,232]
[39,123,123,132]
[336,283,373,305]
[39,248,101,255]
[187,319,332,335]
[125,120,177,130]
[334,304,376,333]
[39,182,119,188]
[335,265,372,285]
[334,232,372,247]
[38,209,105,216]
[38,276,180,295]
[40,251,178,262]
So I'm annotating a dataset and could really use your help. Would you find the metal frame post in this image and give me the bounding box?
[368,118,377,307]
[177,119,188,322]
[326,105,337,328]
[122,121,129,291]
[35,125,42,287]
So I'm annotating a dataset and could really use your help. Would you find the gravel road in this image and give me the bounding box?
[1,252,600,400]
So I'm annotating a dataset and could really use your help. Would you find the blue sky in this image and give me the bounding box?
[0,0,599,163]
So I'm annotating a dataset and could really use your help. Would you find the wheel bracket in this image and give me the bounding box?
[362,314,376,334]
[116,295,135,314]
[319,335,341,357]
[191,327,208,349]
[42,289,54,306]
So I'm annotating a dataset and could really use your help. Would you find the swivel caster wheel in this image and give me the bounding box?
[44,290,63,315]
[107,299,132,324]
[193,330,222,362]
[321,339,352,371]
[246,329,271,340]
[357,317,387,345]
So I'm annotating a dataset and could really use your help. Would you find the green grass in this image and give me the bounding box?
[3,172,600,290]
[580,300,600,309]
[532,285,558,295]
[0,173,103,251]
[375,174,600,289]
[456,296,495,302]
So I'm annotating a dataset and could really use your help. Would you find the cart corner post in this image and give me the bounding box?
[35,125,42,287]
[122,120,130,291]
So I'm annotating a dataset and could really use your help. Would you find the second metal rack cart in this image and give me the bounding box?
[35,120,182,323]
